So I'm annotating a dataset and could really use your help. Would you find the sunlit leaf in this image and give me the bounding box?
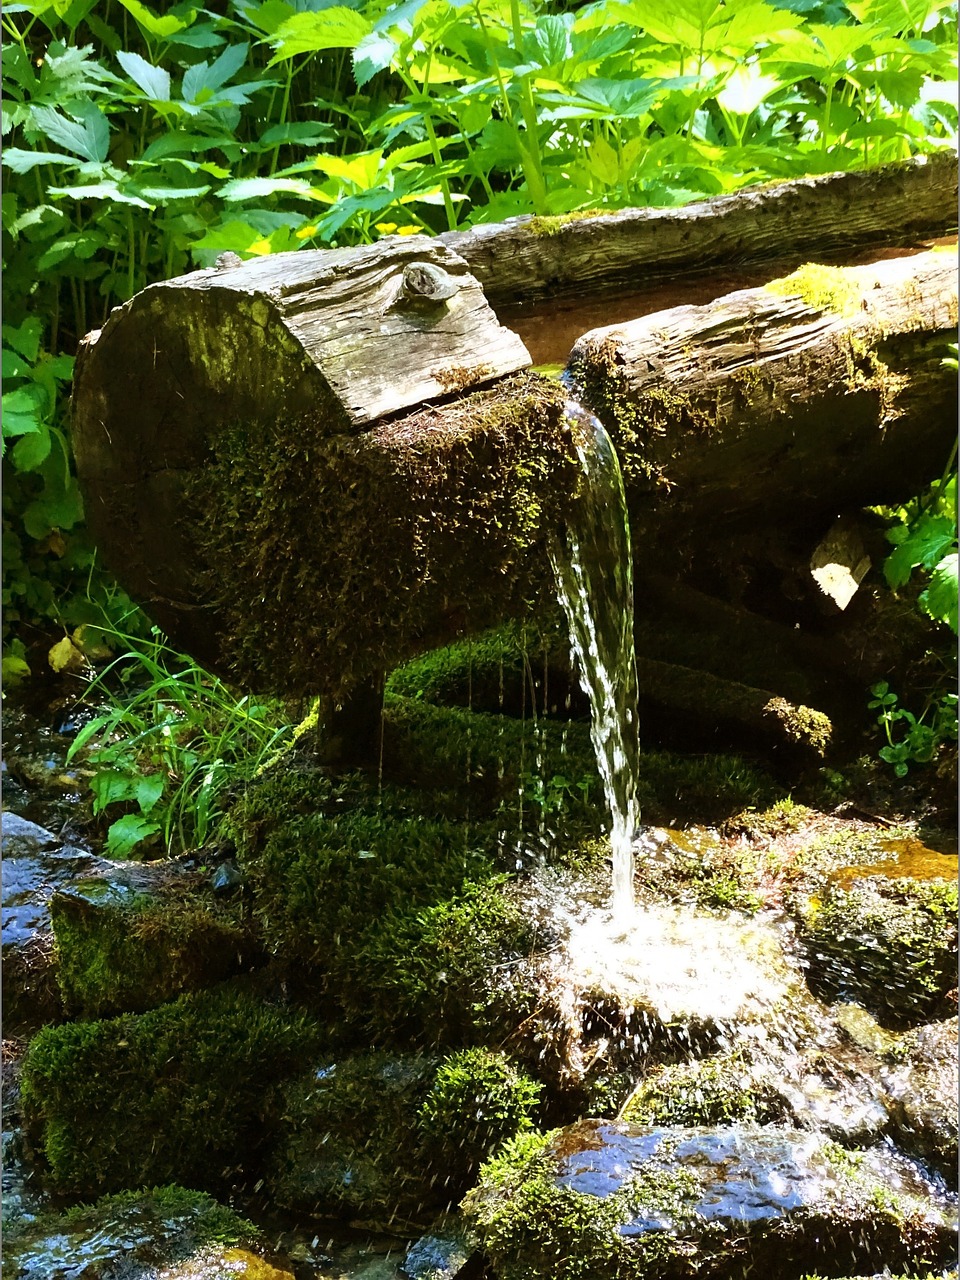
[919,551,959,632]
[884,512,956,586]
[106,813,162,857]
[116,0,197,39]
[354,30,398,87]
[269,8,373,61]
[117,50,172,101]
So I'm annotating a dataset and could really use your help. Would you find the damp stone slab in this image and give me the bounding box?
[464,1119,958,1280]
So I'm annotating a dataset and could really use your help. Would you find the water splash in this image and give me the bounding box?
[550,399,641,915]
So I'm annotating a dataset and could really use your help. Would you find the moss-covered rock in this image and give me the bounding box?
[268,1048,541,1220]
[50,861,254,1019]
[882,1017,959,1187]
[2,1184,292,1280]
[20,983,321,1197]
[796,874,958,1027]
[464,1121,957,1280]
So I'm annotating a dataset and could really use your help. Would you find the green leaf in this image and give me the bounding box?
[12,429,53,472]
[182,41,249,103]
[136,773,166,814]
[49,181,152,208]
[2,653,32,685]
[116,0,196,39]
[919,551,959,632]
[269,8,373,61]
[2,386,46,438]
[353,30,398,88]
[2,318,43,362]
[30,103,110,163]
[1,148,85,173]
[258,121,336,147]
[117,50,172,100]
[106,813,162,858]
[2,349,30,379]
[219,175,314,201]
[884,512,956,587]
[91,768,141,813]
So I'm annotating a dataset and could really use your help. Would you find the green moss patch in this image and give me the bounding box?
[268,1048,542,1220]
[51,876,252,1019]
[620,1052,786,1127]
[20,983,322,1196]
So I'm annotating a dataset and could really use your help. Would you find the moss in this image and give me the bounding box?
[20,982,322,1196]
[528,209,616,237]
[268,1048,542,1219]
[51,882,251,1019]
[765,263,863,316]
[796,876,958,1027]
[762,697,832,755]
[2,1184,260,1275]
[187,373,578,699]
[620,1052,785,1127]
[464,1131,637,1280]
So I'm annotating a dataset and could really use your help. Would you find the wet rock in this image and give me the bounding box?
[796,873,958,1027]
[50,857,255,1018]
[2,1184,294,1280]
[402,1221,481,1278]
[464,1120,958,1279]
[1,815,102,1032]
[882,1018,959,1187]
[268,1049,541,1222]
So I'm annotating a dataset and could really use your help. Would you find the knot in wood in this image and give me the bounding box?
[215,251,244,271]
[398,261,461,304]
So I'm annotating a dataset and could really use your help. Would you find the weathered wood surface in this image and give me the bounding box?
[440,153,958,305]
[569,248,958,571]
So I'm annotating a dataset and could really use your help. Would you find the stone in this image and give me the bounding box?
[2,1184,294,1280]
[882,1017,959,1187]
[401,1222,482,1279]
[465,1121,958,1280]
[796,873,958,1027]
[1,817,103,1032]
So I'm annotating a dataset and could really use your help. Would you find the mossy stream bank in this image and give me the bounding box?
[2,653,957,1280]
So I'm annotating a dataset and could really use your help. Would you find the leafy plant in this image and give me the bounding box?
[868,680,958,776]
[66,621,296,857]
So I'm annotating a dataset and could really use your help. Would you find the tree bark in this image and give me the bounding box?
[441,153,957,306]
[568,248,958,574]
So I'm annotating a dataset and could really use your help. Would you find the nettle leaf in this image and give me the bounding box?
[49,181,152,208]
[91,768,141,814]
[919,552,959,632]
[106,813,161,858]
[117,50,172,100]
[2,349,30,379]
[30,103,110,163]
[526,13,574,68]
[884,512,956,587]
[36,231,106,271]
[270,8,373,61]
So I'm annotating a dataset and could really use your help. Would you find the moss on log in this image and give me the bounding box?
[569,248,958,572]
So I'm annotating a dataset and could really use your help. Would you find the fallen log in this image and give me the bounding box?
[441,153,957,306]
[568,248,958,579]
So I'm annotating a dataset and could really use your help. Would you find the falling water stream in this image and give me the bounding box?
[549,396,642,915]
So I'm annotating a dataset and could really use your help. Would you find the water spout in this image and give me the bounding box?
[550,398,642,915]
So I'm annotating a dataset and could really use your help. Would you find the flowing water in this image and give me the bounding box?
[549,397,642,915]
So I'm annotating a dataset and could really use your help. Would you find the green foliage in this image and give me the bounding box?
[2,0,956,657]
[20,982,322,1196]
[66,622,296,856]
[868,679,958,776]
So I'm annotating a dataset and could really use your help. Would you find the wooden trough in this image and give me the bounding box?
[71,155,958,752]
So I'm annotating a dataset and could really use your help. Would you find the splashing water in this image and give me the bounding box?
[550,399,641,915]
